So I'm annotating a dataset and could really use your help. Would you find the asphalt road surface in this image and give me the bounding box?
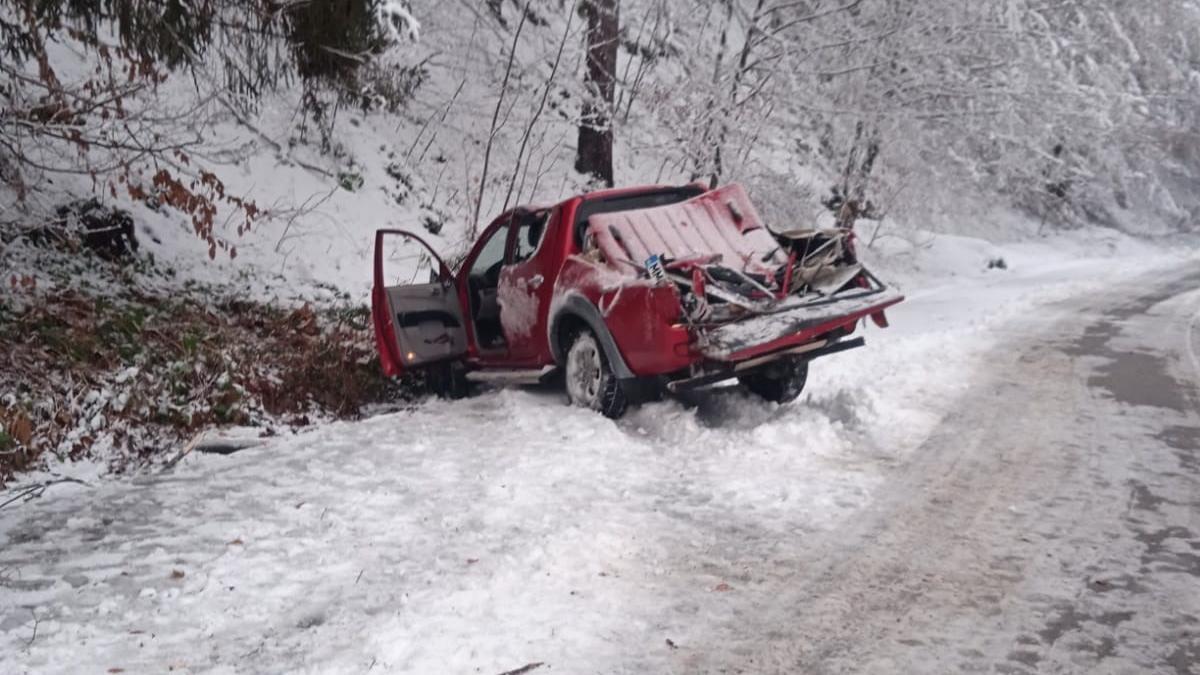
[707,266,1200,674]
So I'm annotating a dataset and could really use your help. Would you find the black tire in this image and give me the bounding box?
[425,361,470,400]
[739,357,809,403]
[565,329,628,419]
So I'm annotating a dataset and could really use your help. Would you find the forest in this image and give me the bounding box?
[4,0,1198,239]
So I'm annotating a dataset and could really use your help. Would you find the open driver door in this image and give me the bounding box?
[372,229,467,376]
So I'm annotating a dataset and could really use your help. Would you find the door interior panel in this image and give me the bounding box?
[396,309,462,329]
[385,282,467,365]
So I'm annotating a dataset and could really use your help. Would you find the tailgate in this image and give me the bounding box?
[699,287,904,361]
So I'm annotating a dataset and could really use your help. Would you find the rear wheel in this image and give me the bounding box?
[739,357,809,403]
[565,330,628,419]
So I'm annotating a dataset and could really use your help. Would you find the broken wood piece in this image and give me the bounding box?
[161,432,204,471]
[496,663,544,675]
[194,438,266,456]
[162,429,268,470]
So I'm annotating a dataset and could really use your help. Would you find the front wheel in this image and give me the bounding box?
[425,361,470,399]
[565,330,628,419]
[739,357,809,403]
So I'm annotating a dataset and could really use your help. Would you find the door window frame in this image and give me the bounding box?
[506,208,551,266]
[374,229,453,286]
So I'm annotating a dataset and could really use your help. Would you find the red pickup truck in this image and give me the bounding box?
[372,183,903,418]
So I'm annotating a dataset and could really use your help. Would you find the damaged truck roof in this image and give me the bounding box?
[587,184,784,277]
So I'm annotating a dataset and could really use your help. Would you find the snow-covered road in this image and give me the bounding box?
[2,248,1198,674]
[738,264,1200,674]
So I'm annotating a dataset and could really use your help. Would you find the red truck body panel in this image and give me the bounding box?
[553,255,694,376]
[589,184,781,278]
[497,198,576,367]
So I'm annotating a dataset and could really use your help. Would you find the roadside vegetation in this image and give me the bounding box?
[0,233,412,486]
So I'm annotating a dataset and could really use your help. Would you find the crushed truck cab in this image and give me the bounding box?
[372,183,903,418]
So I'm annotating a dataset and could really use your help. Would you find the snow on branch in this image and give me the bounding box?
[378,0,421,42]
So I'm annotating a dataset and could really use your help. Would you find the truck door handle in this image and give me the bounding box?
[527,274,544,290]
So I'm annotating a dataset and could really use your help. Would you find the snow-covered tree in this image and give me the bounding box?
[0,0,418,254]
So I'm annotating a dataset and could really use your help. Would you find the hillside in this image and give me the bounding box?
[6,0,1199,294]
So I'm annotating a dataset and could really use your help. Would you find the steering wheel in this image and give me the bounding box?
[485,259,504,286]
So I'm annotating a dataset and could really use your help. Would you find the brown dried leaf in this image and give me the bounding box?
[9,413,33,446]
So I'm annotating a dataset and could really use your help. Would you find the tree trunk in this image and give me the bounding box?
[576,0,619,187]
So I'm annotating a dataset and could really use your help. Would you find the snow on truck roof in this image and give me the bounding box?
[586,183,783,275]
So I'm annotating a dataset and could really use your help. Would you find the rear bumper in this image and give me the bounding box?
[665,337,866,393]
[698,287,904,361]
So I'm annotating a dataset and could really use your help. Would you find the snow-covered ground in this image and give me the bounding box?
[5,1,1199,669]
[0,231,1194,674]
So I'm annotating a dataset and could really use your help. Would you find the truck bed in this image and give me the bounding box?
[585,184,903,362]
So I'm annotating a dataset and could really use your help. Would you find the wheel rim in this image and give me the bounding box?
[567,337,604,407]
